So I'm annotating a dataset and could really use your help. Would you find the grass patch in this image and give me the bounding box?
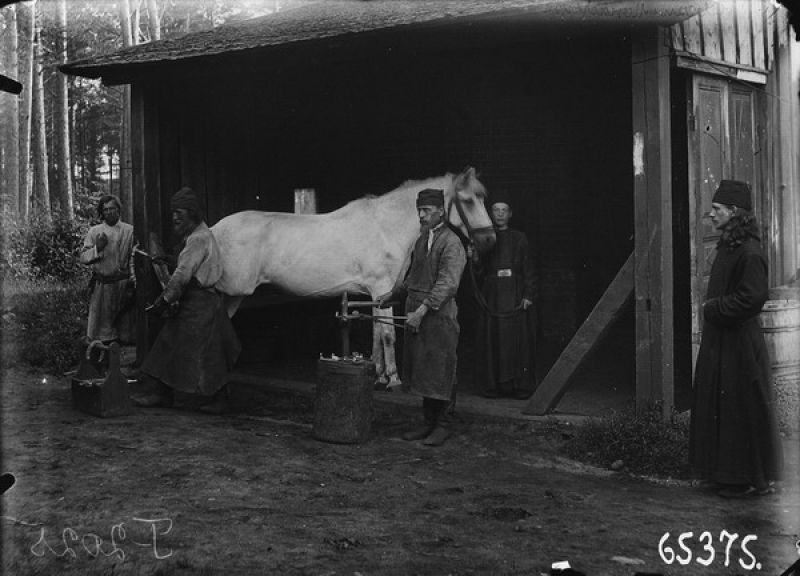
[561,404,691,479]
[2,278,88,375]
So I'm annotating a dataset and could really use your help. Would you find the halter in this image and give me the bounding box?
[447,190,525,320]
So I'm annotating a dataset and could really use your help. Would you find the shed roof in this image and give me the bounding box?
[62,0,712,79]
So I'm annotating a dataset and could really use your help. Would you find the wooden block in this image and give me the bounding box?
[71,342,132,418]
[313,358,375,444]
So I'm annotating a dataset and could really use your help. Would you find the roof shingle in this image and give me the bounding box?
[62,0,712,78]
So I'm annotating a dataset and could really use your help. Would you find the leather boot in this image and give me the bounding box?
[132,380,172,408]
[422,425,452,446]
[402,423,435,441]
[199,387,230,415]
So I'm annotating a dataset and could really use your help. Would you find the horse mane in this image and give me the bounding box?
[330,173,455,218]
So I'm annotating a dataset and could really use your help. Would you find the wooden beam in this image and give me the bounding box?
[674,53,768,82]
[523,253,634,416]
[131,80,162,365]
[631,27,674,416]
[774,9,799,284]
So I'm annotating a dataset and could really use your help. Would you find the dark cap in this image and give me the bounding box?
[712,180,752,211]
[490,189,512,208]
[170,187,203,214]
[416,188,444,208]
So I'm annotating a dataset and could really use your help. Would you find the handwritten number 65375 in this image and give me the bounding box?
[659,531,759,570]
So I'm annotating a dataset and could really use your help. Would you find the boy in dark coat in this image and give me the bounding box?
[689,180,783,498]
[475,193,536,399]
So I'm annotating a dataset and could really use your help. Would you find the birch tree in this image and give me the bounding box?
[147,0,160,40]
[54,0,73,220]
[31,23,51,224]
[1,6,20,217]
[17,0,35,223]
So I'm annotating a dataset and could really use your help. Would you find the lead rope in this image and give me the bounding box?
[448,194,525,320]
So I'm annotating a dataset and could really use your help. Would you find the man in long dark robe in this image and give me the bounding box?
[378,188,467,447]
[475,194,536,399]
[690,180,783,498]
[133,187,241,414]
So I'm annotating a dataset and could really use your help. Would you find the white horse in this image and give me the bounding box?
[210,166,496,386]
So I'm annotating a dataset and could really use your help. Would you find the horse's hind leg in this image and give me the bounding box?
[372,306,401,390]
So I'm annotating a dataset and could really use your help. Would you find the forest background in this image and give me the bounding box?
[0,0,308,373]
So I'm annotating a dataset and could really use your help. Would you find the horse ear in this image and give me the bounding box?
[454,166,475,188]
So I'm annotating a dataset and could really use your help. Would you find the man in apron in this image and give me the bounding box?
[378,188,467,446]
[133,187,241,414]
[80,195,136,344]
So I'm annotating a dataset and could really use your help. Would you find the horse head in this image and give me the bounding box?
[446,167,496,254]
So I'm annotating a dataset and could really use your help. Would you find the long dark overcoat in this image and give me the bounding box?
[475,228,536,389]
[689,236,783,487]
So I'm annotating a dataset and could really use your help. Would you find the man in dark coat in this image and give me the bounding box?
[475,193,536,399]
[378,188,467,447]
[133,187,241,414]
[689,180,783,498]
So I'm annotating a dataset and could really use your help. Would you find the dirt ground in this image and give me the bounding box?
[1,362,799,576]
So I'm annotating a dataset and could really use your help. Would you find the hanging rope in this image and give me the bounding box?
[445,195,525,320]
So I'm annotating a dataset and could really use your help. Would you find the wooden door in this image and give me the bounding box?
[688,74,760,366]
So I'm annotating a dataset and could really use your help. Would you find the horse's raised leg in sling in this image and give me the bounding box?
[372,306,401,389]
[372,311,387,386]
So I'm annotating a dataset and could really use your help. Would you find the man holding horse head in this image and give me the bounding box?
[378,187,467,447]
[133,187,241,414]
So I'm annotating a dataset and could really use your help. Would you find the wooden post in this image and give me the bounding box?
[523,253,634,416]
[340,292,350,358]
[294,188,317,214]
[131,79,162,364]
[775,9,800,284]
[631,27,674,416]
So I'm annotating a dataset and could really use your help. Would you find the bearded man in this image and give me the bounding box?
[80,195,136,343]
[134,187,241,414]
[689,180,783,498]
[378,188,467,447]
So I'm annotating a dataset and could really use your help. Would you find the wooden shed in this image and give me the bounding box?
[62,0,800,415]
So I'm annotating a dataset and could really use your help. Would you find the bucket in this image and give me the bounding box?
[313,358,375,444]
[760,300,800,434]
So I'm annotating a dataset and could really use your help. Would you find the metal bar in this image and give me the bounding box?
[346,301,399,309]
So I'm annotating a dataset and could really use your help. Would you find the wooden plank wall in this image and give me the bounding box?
[770,8,800,284]
[671,0,777,71]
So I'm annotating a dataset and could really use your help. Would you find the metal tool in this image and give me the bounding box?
[336,293,407,358]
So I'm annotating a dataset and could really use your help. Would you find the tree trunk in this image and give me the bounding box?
[147,0,161,40]
[31,26,51,225]
[118,0,134,223]
[132,0,141,44]
[54,0,73,221]
[17,0,35,223]
[1,7,20,217]
[119,0,133,46]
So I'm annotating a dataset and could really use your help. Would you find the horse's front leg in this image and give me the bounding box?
[223,295,245,318]
[372,306,402,390]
